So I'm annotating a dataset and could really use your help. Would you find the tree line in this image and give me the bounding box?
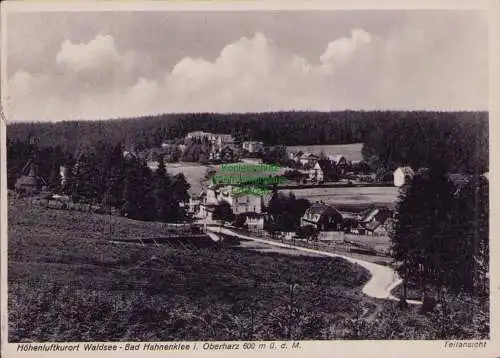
[8,110,488,174]
[392,167,489,303]
[7,139,190,222]
[362,111,488,174]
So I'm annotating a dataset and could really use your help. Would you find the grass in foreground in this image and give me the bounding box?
[8,198,489,341]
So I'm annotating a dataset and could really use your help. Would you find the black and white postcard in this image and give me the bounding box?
[1,1,499,357]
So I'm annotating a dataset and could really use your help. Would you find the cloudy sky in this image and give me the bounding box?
[5,10,488,122]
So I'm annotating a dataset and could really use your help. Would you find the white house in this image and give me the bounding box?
[244,212,265,231]
[201,185,262,215]
[218,188,262,214]
[393,166,415,187]
[308,162,324,183]
[211,134,235,148]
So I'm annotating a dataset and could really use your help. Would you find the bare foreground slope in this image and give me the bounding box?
[8,197,488,341]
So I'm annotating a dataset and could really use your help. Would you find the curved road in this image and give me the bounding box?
[207,226,422,305]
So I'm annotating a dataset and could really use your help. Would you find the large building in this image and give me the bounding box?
[199,185,262,215]
[186,131,236,147]
[242,141,264,154]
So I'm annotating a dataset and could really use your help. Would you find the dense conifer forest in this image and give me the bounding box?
[7,110,488,177]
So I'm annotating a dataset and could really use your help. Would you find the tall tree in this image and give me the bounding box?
[48,163,62,193]
[153,156,173,222]
[213,201,235,223]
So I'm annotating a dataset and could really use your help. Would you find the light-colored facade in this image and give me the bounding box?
[393,166,415,187]
[245,213,265,230]
[201,185,262,215]
[186,131,235,147]
[242,141,264,153]
[308,162,324,183]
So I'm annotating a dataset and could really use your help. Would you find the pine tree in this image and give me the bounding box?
[121,167,140,218]
[154,157,173,222]
[48,163,62,193]
[391,177,427,298]
[171,173,190,220]
[121,157,151,220]
[103,166,124,208]
[392,167,458,299]
[445,175,489,294]
[213,201,235,223]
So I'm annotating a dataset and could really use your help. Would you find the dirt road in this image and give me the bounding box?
[207,226,422,305]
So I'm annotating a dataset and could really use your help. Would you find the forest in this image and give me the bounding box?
[7,110,488,175]
[7,139,190,223]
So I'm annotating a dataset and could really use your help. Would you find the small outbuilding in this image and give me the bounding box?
[393,166,415,187]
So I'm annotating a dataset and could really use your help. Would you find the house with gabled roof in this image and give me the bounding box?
[308,162,325,183]
[300,202,344,231]
[358,206,394,236]
[328,155,348,167]
[15,160,43,196]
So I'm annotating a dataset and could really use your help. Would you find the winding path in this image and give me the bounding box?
[207,226,422,305]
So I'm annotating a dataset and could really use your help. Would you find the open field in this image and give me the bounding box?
[147,161,213,195]
[164,163,212,195]
[287,143,363,162]
[285,186,399,211]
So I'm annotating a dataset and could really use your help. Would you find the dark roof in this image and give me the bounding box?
[305,202,342,217]
[202,203,218,209]
[330,155,346,163]
[415,167,430,175]
[446,173,473,188]
[361,220,381,231]
[360,207,392,223]
[307,202,330,215]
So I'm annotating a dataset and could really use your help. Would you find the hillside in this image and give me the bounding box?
[7,197,488,341]
[8,197,371,341]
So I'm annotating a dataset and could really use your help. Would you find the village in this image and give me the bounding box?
[4,6,492,344]
[13,130,486,260]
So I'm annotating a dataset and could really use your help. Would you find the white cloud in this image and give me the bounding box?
[5,27,487,122]
[320,29,372,66]
[55,34,120,72]
[8,70,48,97]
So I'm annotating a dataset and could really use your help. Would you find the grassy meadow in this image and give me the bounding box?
[8,197,372,342]
[287,143,364,162]
[287,186,399,211]
[7,197,488,341]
